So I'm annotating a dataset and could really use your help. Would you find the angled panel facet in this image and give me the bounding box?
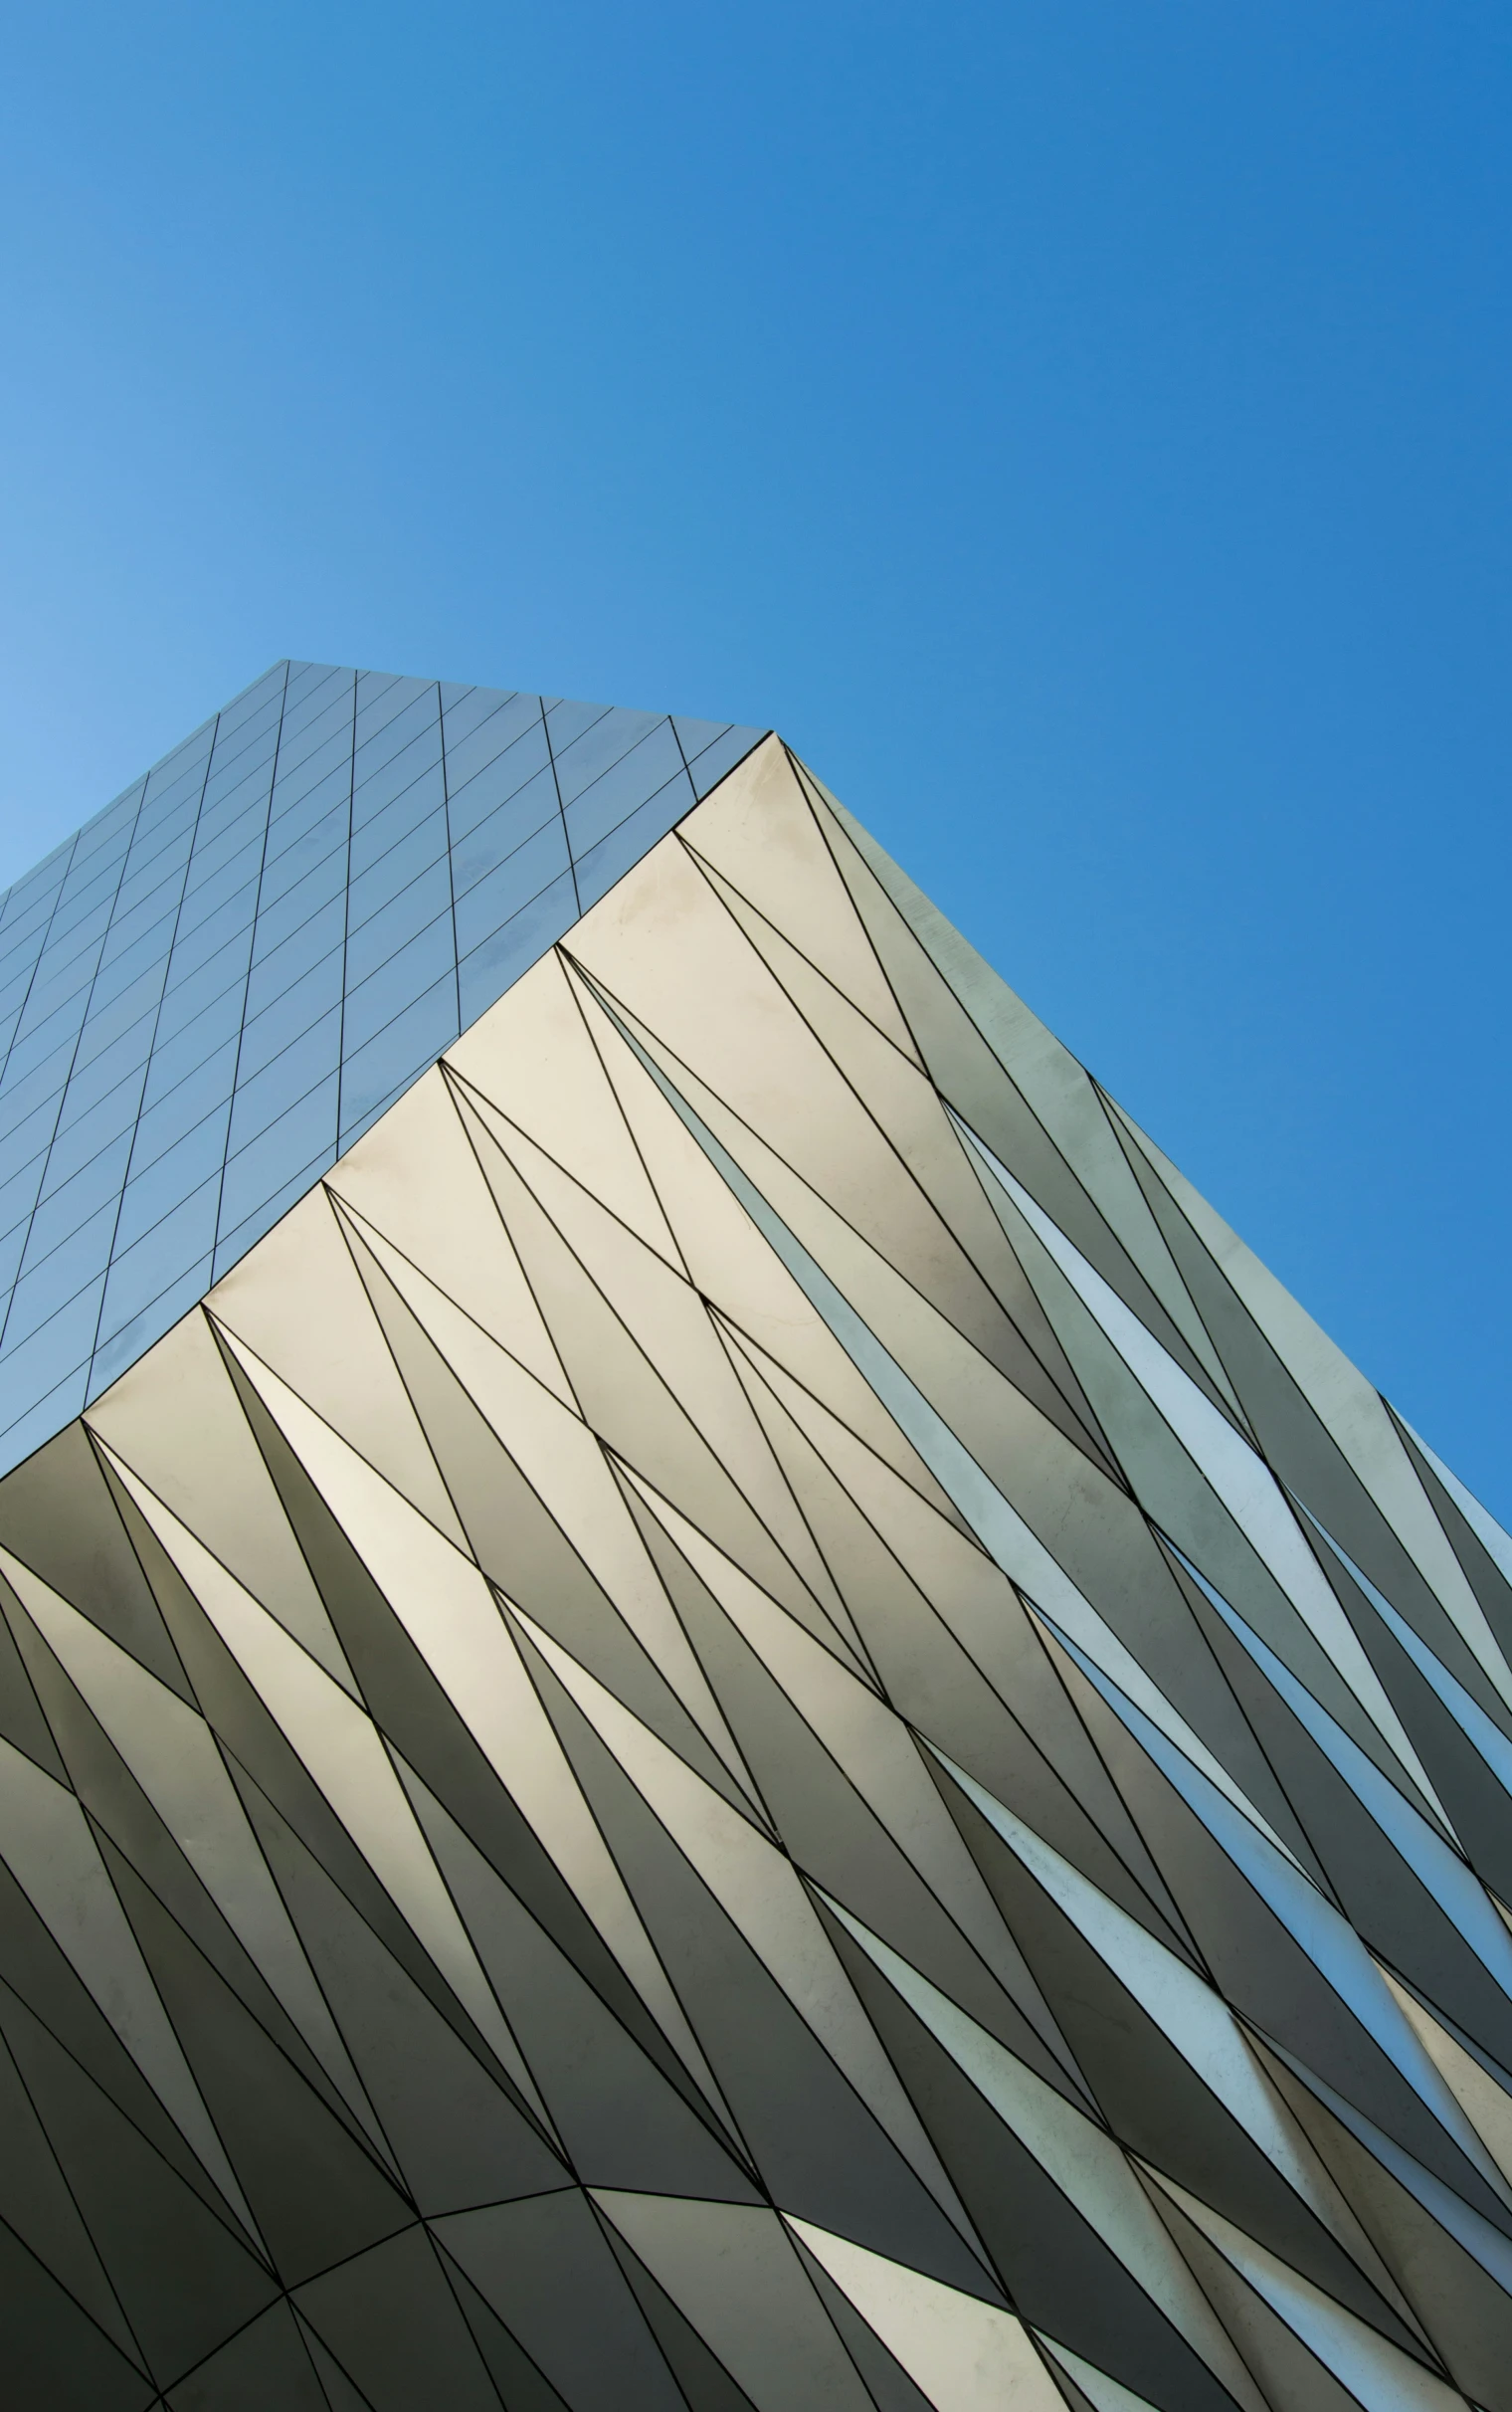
[0,704,1506,2406]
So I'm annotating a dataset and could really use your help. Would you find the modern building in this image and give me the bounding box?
[0,661,1508,2409]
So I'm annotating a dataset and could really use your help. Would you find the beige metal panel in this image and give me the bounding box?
[1148,2169,1464,2412]
[333,1198,761,1806]
[1109,1095,1512,1710]
[465,1095,849,1628]
[679,733,919,1058]
[828,1900,1267,2412]
[105,1435,506,2044]
[788,2217,1069,2411]
[688,844,1119,1471]
[448,946,680,1266]
[570,837,1052,1392]
[806,766,1243,1414]
[1379,1965,1512,2188]
[328,1061,574,1407]
[517,1602,980,2246]
[209,1184,469,1552]
[974,1136,1452,1823]
[570,955,965,1515]
[712,1322,1189,1933]
[450,1080,846,1647]
[86,1307,357,1696]
[3,701,1510,2400]
[208,1320,737,2127]
[0,1723,261,2245]
[683,833,924,1080]
[624,1471,1046,2004]
[594,2192,879,2412]
[605,1011,1164,1680]
[4,1549,387,2159]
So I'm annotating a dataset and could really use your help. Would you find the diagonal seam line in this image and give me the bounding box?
[540,701,582,918]
[83,715,226,1390]
[0,776,160,1359]
[211,666,296,1280]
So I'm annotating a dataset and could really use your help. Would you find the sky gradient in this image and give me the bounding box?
[2,2,1509,1513]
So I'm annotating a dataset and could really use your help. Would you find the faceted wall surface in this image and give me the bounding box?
[0,663,761,1472]
[1,728,1511,2408]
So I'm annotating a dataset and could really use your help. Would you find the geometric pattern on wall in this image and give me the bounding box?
[0,662,761,1473]
[0,730,1510,2405]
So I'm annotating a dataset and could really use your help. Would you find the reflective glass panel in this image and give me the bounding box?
[338,971,458,1143]
[113,1106,231,1256]
[341,911,453,1054]
[343,858,451,995]
[227,1009,342,1156]
[563,725,686,858]
[218,1075,339,1247]
[454,819,569,960]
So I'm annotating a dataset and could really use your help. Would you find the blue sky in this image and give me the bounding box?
[2,3,1509,1513]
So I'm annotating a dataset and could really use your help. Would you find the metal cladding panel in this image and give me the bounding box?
[0,663,765,1474]
[0,729,1508,2406]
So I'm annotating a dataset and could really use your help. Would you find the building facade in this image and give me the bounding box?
[0,665,1509,2408]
